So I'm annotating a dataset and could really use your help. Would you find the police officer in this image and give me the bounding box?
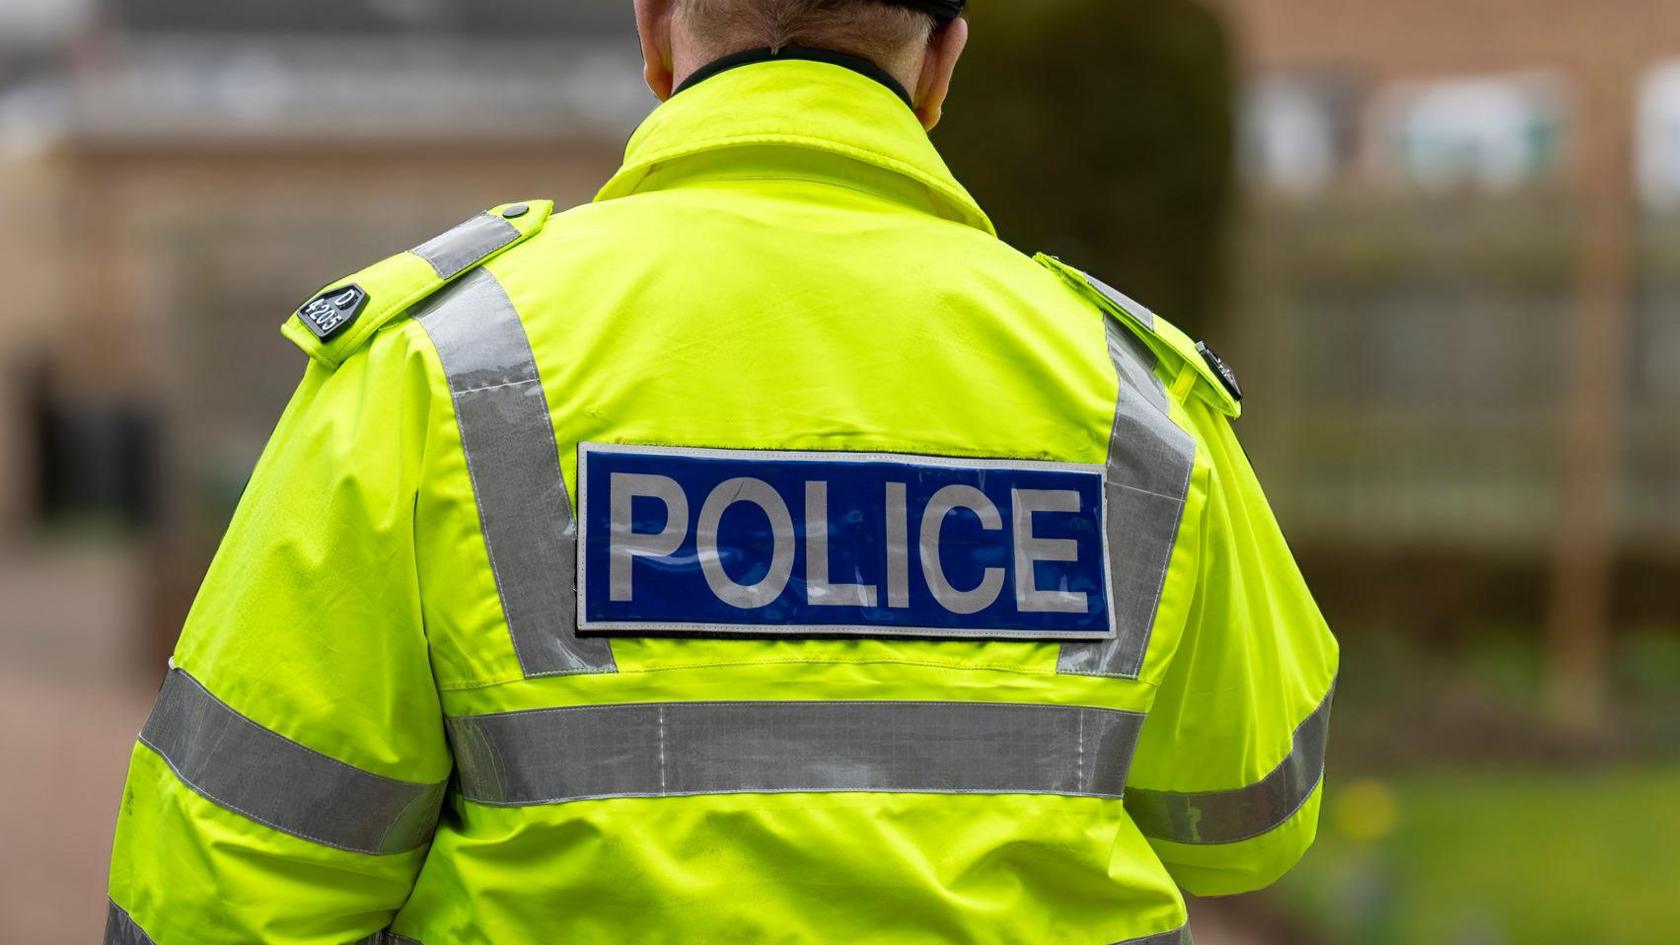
[106,1,1338,942]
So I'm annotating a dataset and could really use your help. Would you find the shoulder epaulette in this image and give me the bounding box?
[283,200,554,370]
[1035,253,1243,418]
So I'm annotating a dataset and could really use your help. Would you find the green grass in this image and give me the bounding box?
[1270,766,1680,944]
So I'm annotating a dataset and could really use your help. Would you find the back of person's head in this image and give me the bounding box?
[638,0,968,130]
[674,0,936,78]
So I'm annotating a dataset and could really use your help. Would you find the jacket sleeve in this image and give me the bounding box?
[1124,395,1340,897]
[107,325,452,944]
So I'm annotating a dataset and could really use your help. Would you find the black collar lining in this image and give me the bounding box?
[673,46,915,110]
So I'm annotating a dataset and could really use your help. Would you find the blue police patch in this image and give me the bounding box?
[577,444,1115,641]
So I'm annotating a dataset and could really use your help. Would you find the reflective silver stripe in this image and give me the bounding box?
[411,212,521,280]
[1107,317,1169,416]
[139,669,447,856]
[1060,318,1196,679]
[1125,682,1336,845]
[107,899,400,945]
[1085,272,1157,330]
[416,269,616,677]
[105,901,155,945]
[1110,925,1190,945]
[448,701,1144,805]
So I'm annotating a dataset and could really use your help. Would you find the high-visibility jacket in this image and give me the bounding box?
[107,55,1338,945]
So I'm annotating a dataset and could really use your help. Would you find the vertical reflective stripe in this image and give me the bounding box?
[1126,682,1336,845]
[1107,319,1169,416]
[410,213,521,280]
[448,700,1144,805]
[1060,318,1196,679]
[416,269,616,676]
[105,901,155,945]
[1109,925,1191,945]
[139,669,448,855]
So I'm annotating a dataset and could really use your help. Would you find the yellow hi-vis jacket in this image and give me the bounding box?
[107,56,1338,945]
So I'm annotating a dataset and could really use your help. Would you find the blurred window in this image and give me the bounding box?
[0,0,92,49]
[108,0,631,37]
[1243,75,1358,195]
[1633,291,1680,405]
[27,371,161,533]
[1638,64,1680,422]
[1376,75,1566,192]
[1296,287,1568,410]
[1638,61,1680,209]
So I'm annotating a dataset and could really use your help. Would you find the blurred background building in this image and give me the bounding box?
[0,0,647,661]
[0,1,1674,943]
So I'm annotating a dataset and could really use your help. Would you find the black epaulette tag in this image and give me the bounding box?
[1195,341,1243,403]
[297,284,370,341]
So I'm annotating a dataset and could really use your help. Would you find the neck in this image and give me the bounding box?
[673,46,917,110]
[675,41,920,100]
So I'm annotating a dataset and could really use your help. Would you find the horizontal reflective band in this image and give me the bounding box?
[105,901,154,945]
[449,701,1145,805]
[139,669,449,855]
[411,212,521,280]
[1112,926,1190,945]
[107,899,396,945]
[1125,682,1336,845]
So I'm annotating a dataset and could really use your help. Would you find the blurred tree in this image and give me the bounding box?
[936,0,1236,339]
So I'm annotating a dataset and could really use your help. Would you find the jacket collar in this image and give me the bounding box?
[674,46,914,108]
[596,59,995,236]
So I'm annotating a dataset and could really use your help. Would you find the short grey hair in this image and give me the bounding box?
[675,0,935,74]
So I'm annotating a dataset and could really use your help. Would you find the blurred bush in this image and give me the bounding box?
[936,0,1235,339]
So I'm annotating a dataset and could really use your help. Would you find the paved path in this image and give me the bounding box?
[1191,902,1277,945]
[0,546,155,945]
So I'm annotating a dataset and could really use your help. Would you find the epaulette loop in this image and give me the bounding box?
[283,200,553,370]
[1034,253,1243,418]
